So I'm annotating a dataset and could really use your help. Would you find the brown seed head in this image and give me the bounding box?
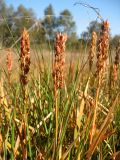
[96,20,109,78]
[113,40,120,81]
[20,28,30,85]
[89,31,97,70]
[53,33,67,95]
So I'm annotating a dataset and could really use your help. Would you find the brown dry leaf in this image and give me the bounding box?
[86,94,119,159]
[14,123,23,159]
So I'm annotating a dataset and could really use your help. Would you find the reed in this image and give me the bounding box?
[90,20,109,145]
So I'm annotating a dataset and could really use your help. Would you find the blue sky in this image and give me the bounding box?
[6,0,120,37]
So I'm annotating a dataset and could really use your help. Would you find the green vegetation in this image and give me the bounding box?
[0,1,120,160]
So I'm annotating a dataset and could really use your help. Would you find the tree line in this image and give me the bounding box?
[0,0,119,50]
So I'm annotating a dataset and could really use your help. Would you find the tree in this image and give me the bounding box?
[0,0,15,46]
[12,5,36,42]
[67,32,81,51]
[110,35,120,49]
[42,4,56,40]
[57,9,76,36]
[30,19,46,44]
[0,3,36,46]
[81,20,101,41]
[81,31,89,41]
[0,0,7,16]
[87,21,101,36]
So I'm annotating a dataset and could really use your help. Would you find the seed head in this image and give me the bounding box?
[113,40,120,81]
[96,20,109,78]
[89,31,97,70]
[20,28,30,86]
[53,33,67,96]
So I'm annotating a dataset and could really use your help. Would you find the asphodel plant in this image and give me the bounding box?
[53,32,67,158]
[19,28,31,159]
[90,20,109,145]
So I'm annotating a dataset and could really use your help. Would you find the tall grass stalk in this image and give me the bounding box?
[53,33,67,158]
[90,21,109,145]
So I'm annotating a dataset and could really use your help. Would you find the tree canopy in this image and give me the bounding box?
[57,9,76,35]
[0,2,77,46]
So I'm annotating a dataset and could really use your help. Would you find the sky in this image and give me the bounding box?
[5,0,120,37]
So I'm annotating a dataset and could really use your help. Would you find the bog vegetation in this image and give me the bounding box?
[0,0,120,160]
